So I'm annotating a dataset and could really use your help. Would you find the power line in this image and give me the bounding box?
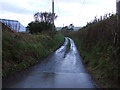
[55,0,61,17]
[45,0,52,12]
[75,0,86,24]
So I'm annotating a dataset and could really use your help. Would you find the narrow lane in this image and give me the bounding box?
[3,37,98,88]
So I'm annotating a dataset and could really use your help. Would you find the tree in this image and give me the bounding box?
[27,12,57,34]
[61,26,69,30]
[34,12,57,24]
[34,12,40,22]
[26,22,53,34]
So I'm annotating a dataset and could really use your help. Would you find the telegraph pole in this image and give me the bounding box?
[116,0,120,28]
[52,0,55,34]
[52,0,54,25]
[116,0,120,44]
[115,0,120,67]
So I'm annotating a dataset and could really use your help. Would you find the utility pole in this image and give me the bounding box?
[115,0,120,68]
[52,0,54,25]
[52,0,55,34]
[116,0,120,44]
[117,0,120,28]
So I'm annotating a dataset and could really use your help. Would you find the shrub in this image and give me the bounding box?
[26,22,54,34]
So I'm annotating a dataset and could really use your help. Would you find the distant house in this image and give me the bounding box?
[68,24,74,31]
[0,19,25,32]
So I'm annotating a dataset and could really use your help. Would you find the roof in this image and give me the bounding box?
[0,19,25,32]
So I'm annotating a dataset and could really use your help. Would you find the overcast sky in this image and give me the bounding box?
[0,0,116,27]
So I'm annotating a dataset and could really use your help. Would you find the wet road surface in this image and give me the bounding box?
[3,37,99,88]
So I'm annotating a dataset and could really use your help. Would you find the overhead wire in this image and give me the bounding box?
[46,0,85,26]
[45,0,51,12]
[45,0,60,14]
[55,0,61,17]
[45,0,85,26]
[75,0,86,24]
[55,0,86,26]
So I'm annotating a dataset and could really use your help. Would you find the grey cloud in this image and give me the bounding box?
[0,2,36,14]
[58,0,83,3]
[57,0,98,4]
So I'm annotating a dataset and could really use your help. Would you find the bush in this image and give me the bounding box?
[26,22,54,34]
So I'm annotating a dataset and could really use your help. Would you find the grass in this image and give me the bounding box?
[2,25,65,77]
[66,15,119,88]
[66,39,71,53]
[64,39,71,57]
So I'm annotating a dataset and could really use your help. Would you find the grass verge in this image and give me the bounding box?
[67,15,119,88]
[64,39,71,57]
[73,39,118,88]
[66,39,71,53]
[2,27,64,77]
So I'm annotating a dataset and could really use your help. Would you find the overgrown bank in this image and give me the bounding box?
[68,15,119,88]
[2,25,64,77]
